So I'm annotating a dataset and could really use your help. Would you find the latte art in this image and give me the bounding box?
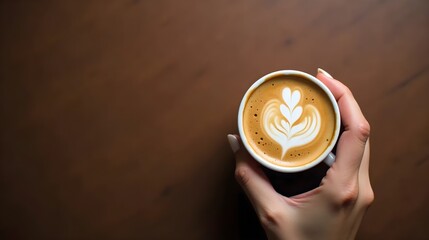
[241,74,337,168]
[262,88,321,159]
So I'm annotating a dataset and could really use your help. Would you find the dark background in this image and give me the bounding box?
[1,0,428,239]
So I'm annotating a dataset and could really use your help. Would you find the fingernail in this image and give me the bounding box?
[318,68,334,79]
[227,134,240,153]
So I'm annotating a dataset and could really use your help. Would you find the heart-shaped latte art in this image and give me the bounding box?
[262,87,321,159]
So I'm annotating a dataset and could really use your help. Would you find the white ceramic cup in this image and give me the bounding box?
[238,70,341,172]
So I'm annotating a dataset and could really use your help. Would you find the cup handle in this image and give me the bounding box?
[323,152,336,167]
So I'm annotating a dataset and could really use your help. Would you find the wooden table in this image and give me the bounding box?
[1,0,428,239]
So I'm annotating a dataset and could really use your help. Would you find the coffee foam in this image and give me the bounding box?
[262,87,321,159]
[242,75,336,167]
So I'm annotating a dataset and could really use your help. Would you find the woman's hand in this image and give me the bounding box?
[228,68,374,240]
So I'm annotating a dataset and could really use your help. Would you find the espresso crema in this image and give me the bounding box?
[242,75,337,167]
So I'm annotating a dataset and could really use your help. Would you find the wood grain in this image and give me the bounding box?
[1,0,428,239]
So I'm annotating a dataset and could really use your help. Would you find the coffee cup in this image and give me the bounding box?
[238,70,341,172]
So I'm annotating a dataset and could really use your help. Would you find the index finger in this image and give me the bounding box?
[316,69,370,195]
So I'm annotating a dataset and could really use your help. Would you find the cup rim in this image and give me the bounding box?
[237,70,341,173]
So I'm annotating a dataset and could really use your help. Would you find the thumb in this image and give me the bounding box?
[227,134,281,216]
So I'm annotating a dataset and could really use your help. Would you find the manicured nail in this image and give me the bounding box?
[318,68,334,79]
[227,134,240,153]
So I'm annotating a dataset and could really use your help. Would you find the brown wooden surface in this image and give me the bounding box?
[1,0,428,239]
